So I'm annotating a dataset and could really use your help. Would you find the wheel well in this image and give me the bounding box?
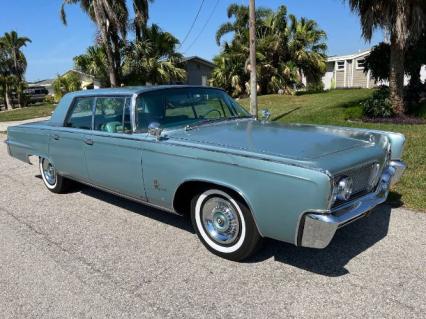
[173,181,248,217]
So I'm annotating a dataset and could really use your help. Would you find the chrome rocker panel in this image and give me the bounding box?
[299,160,406,249]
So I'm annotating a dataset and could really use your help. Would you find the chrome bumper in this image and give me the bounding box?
[299,160,406,249]
[4,139,11,156]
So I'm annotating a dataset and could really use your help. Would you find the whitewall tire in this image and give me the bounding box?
[191,188,262,261]
[39,158,71,193]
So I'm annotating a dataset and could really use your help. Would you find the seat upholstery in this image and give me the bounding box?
[102,121,123,133]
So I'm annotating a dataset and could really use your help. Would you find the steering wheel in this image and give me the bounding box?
[202,109,222,118]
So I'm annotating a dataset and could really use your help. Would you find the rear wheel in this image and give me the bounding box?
[39,158,71,193]
[191,189,262,261]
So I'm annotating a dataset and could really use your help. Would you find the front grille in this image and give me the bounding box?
[332,162,380,207]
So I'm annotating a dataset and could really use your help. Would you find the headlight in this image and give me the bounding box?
[336,176,353,201]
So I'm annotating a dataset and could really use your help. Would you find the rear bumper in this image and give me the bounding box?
[299,160,406,249]
[4,138,11,156]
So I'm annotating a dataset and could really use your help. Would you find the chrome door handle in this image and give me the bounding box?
[52,134,60,140]
[84,138,93,145]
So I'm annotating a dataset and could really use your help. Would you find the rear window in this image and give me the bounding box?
[65,97,94,130]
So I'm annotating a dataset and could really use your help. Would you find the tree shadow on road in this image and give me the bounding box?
[246,204,392,277]
[79,185,195,234]
[74,182,391,277]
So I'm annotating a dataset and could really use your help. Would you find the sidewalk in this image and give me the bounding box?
[0,116,50,132]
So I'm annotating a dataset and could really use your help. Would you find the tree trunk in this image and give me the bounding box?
[4,84,13,110]
[389,34,406,115]
[249,0,258,117]
[389,1,408,115]
[92,0,119,87]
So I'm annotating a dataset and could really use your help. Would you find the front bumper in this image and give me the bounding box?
[299,160,406,249]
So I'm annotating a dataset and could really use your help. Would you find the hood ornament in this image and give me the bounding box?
[260,109,271,123]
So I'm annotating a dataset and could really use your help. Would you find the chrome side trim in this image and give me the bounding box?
[63,175,177,215]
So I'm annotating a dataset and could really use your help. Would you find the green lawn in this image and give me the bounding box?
[240,89,426,212]
[0,103,56,122]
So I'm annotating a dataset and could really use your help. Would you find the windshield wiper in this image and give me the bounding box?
[186,116,253,130]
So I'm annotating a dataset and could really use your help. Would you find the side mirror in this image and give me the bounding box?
[148,122,163,140]
[260,108,271,123]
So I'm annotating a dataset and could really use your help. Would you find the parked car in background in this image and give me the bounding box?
[23,86,49,104]
[5,86,406,260]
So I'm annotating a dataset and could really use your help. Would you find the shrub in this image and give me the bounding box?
[362,87,394,118]
[306,81,324,93]
[44,95,56,104]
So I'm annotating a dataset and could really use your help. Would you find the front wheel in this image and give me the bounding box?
[191,189,262,261]
[39,158,71,193]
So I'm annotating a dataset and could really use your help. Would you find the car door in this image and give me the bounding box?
[49,96,94,181]
[84,96,146,200]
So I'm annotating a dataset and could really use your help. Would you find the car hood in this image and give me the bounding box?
[167,119,374,161]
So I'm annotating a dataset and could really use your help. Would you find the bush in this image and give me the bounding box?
[306,81,324,93]
[44,95,56,104]
[362,87,395,118]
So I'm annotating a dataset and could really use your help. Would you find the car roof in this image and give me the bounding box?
[65,85,224,98]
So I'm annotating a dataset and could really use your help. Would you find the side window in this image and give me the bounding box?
[66,97,95,130]
[94,96,128,133]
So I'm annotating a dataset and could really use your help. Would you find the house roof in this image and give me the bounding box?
[327,49,371,62]
[182,56,215,68]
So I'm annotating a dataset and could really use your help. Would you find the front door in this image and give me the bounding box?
[84,96,146,200]
[49,96,94,181]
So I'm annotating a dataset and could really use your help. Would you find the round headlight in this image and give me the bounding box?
[336,176,353,201]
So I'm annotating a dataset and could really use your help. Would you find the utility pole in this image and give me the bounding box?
[249,0,257,118]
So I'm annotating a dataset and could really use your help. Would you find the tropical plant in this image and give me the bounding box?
[74,45,110,87]
[61,0,129,87]
[362,86,394,118]
[0,31,31,109]
[123,24,186,85]
[133,0,154,42]
[211,4,327,96]
[61,0,153,87]
[52,72,82,102]
[346,0,426,115]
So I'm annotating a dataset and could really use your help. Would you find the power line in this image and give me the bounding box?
[178,0,206,49]
[183,0,220,53]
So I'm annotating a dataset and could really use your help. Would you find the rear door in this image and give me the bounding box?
[84,96,146,200]
[49,96,94,181]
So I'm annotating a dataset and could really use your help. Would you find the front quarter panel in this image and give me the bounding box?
[141,138,331,244]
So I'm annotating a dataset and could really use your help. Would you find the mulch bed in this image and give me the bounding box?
[362,116,426,125]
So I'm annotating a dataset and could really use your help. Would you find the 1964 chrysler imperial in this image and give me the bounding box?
[5,86,406,260]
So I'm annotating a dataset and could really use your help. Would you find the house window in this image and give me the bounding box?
[337,61,345,71]
[356,58,365,69]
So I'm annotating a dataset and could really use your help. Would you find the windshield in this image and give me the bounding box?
[135,88,251,131]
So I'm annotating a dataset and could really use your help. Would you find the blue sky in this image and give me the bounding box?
[0,0,383,82]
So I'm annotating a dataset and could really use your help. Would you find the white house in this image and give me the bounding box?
[321,49,426,90]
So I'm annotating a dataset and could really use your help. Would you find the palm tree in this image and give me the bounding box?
[0,31,31,108]
[347,0,426,115]
[123,24,186,85]
[133,0,154,42]
[74,45,109,86]
[287,15,327,84]
[61,0,128,87]
[212,4,327,96]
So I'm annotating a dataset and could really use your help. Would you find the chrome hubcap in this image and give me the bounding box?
[201,197,240,245]
[42,159,56,185]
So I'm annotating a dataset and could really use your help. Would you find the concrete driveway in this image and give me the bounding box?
[0,135,425,318]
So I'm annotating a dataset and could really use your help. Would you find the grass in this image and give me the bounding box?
[239,89,426,212]
[0,103,56,122]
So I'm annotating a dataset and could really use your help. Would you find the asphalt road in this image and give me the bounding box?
[1,135,425,318]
